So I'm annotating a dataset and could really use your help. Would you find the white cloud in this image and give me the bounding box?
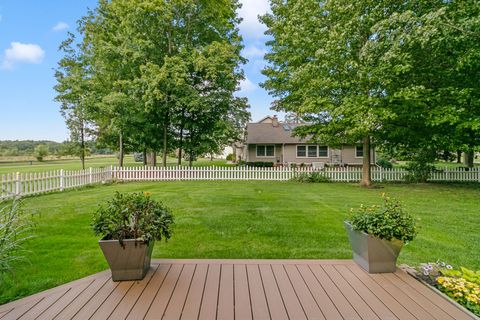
[238,0,270,40]
[1,42,45,70]
[239,77,257,94]
[52,21,69,31]
[243,45,267,59]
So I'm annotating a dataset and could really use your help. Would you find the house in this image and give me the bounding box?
[242,116,376,166]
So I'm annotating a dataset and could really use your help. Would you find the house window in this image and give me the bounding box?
[318,146,328,157]
[356,145,364,157]
[307,146,317,157]
[257,145,275,157]
[297,146,306,157]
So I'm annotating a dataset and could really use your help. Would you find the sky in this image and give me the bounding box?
[0,0,277,142]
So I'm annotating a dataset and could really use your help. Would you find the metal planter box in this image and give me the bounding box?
[344,221,403,273]
[98,239,154,281]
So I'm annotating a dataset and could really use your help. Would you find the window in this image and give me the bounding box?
[318,146,328,157]
[256,145,275,157]
[307,146,317,157]
[356,145,364,157]
[297,146,306,157]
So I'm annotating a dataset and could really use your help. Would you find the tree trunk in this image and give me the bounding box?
[119,131,124,167]
[463,151,474,168]
[359,136,372,187]
[189,150,193,167]
[80,122,85,170]
[177,126,183,166]
[162,121,168,167]
[143,149,147,166]
[147,151,157,166]
[457,150,462,163]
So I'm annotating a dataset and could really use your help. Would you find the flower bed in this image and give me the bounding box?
[418,261,480,317]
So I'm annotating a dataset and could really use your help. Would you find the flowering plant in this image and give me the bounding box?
[417,261,480,316]
[348,194,417,242]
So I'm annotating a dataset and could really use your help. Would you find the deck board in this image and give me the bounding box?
[0,259,475,320]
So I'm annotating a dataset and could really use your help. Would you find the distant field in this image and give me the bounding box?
[0,155,231,175]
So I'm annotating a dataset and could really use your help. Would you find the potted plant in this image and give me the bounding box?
[93,192,173,281]
[344,194,417,273]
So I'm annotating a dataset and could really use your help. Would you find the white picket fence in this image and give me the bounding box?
[1,166,479,201]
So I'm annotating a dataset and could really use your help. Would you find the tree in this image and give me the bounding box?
[60,0,249,168]
[34,144,49,162]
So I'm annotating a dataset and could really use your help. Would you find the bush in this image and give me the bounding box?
[245,161,274,167]
[291,172,330,183]
[404,161,435,182]
[0,199,34,275]
[34,144,49,162]
[92,192,174,245]
[226,153,235,161]
[348,194,417,242]
[133,152,144,162]
[376,158,393,169]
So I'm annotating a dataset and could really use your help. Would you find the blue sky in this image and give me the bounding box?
[0,0,277,142]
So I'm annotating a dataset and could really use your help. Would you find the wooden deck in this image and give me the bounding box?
[0,259,475,320]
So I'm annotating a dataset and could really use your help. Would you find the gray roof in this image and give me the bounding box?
[245,122,306,144]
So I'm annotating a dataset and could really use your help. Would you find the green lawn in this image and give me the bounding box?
[0,181,479,304]
[0,155,230,175]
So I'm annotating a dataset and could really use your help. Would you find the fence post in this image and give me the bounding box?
[110,165,114,181]
[89,167,93,184]
[60,169,64,191]
[15,172,21,196]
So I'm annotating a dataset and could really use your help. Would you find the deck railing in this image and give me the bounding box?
[1,166,479,200]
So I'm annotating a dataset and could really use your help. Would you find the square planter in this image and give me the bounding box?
[98,238,154,281]
[344,221,403,273]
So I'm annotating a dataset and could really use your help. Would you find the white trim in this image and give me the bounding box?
[256,144,276,158]
[296,145,330,159]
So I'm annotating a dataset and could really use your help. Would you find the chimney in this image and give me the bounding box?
[272,115,279,127]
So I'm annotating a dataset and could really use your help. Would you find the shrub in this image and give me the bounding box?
[133,152,144,162]
[404,161,435,182]
[291,172,330,183]
[92,192,174,245]
[245,161,274,167]
[34,144,49,162]
[226,153,235,161]
[0,199,34,275]
[348,194,417,242]
[376,158,393,169]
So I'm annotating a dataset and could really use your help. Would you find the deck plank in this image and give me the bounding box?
[369,273,437,320]
[107,266,158,320]
[180,264,209,320]
[296,265,342,320]
[259,264,288,320]
[335,265,398,320]
[246,264,270,320]
[17,289,68,320]
[309,264,361,320]
[163,264,196,319]
[126,264,171,320]
[346,264,417,320]
[217,264,235,320]
[144,264,183,320]
[0,259,473,320]
[90,280,135,320]
[284,264,325,320]
[271,264,307,320]
[35,279,95,320]
[198,264,221,320]
[234,264,253,320]
[393,270,474,320]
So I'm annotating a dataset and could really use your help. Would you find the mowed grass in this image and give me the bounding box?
[0,181,479,304]
[0,155,230,175]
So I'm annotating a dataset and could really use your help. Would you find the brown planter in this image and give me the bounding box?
[98,239,154,281]
[344,221,403,273]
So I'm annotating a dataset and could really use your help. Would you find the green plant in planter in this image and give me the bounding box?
[92,192,174,245]
[349,194,417,242]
